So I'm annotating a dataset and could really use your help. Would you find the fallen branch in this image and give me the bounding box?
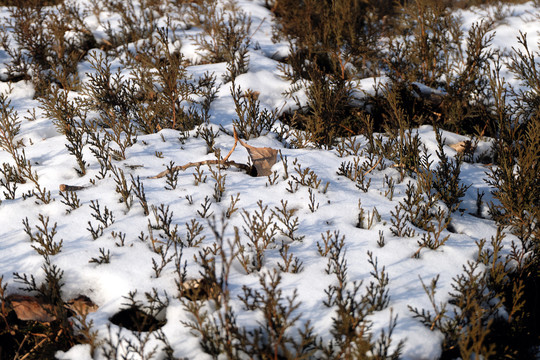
[148,128,279,179]
[148,159,251,179]
[149,128,248,179]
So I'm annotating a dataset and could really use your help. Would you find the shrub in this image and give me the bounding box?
[0,0,95,95]
[185,0,251,81]
[274,0,388,147]
[380,0,496,135]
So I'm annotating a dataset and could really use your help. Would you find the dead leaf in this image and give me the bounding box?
[241,143,278,176]
[181,278,221,302]
[66,295,98,317]
[241,90,260,101]
[237,135,278,177]
[7,295,56,322]
[449,140,475,154]
[411,83,447,107]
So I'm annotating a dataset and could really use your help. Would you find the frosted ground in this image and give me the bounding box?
[0,0,539,359]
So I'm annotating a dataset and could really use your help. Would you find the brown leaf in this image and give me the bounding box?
[411,83,447,107]
[7,295,56,322]
[449,140,475,154]
[66,295,98,317]
[180,278,220,302]
[238,138,278,176]
[241,90,260,101]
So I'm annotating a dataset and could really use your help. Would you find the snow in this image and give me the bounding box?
[0,1,537,359]
[56,344,94,360]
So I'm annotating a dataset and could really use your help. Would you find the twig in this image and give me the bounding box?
[362,156,383,177]
[222,128,239,162]
[15,333,30,359]
[124,164,144,170]
[247,17,266,43]
[430,311,443,331]
[412,245,424,259]
[338,123,355,135]
[19,337,47,360]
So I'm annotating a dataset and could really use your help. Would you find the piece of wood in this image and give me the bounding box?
[59,184,87,192]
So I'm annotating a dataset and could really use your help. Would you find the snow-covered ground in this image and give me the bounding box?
[0,1,538,359]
